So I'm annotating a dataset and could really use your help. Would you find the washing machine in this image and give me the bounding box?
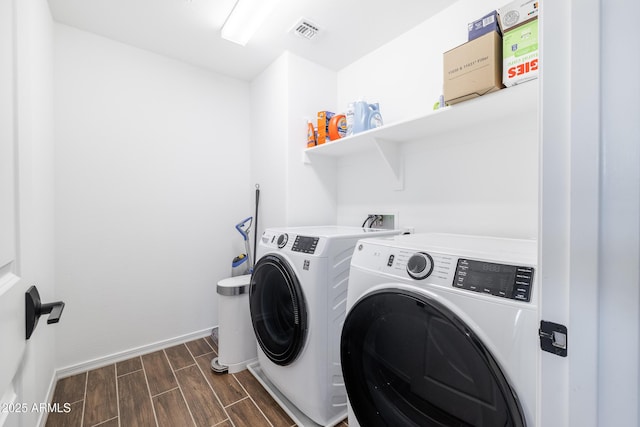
[341,233,539,427]
[248,226,402,426]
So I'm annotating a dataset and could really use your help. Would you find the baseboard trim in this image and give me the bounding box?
[54,326,216,380]
[38,370,59,427]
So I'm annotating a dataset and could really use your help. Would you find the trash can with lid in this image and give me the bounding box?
[211,274,257,374]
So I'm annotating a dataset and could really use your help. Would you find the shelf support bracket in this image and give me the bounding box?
[302,149,312,164]
[373,138,404,191]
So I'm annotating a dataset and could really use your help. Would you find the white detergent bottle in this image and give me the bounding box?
[353,99,383,134]
[367,103,383,130]
[346,102,355,136]
[353,99,368,134]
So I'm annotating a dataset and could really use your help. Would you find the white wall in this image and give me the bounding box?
[250,51,337,235]
[54,25,251,369]
[335,0,538,238]
[249,0,539,238]
[286,54,337,227]
[12,0,57,425]
[250,54,289,234]
[337,0,500,123]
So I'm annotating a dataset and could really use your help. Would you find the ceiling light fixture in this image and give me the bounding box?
[221,0,279,46]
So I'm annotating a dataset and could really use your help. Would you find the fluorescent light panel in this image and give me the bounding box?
[221,0,278,46]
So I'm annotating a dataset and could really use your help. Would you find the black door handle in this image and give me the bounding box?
[25,285,65,340]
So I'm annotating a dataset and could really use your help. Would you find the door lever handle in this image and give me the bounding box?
[25,285,65,340]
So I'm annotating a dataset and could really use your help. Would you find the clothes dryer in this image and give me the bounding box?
[249,226,401,426]
[341,233,539,427]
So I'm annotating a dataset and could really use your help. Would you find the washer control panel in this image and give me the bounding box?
[261,230,326,255]
[291,235,319,254]
[453,259,534,302]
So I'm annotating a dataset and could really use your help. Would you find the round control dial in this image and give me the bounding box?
[406,252,434,280]
[277,233,288,248]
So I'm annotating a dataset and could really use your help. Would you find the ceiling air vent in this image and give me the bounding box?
[290,18,321,41]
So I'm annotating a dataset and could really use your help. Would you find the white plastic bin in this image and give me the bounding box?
[213,274,257,374]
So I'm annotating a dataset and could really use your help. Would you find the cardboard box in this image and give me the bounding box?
[497,0,539,32]
[317,111,334,145]
[503,18,539,87]
[468,11,500,41]
[443,31,503,105]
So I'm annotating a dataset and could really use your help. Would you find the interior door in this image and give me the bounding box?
[0,0,27,424]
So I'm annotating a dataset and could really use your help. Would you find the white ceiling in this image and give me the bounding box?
[47,0,454,81]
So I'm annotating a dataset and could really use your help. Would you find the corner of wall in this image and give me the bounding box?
[250,51,339,230]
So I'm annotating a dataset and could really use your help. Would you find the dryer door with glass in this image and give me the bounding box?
[340,288,526,427]
[250,253,307,366]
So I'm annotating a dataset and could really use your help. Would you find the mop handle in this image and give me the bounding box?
[235,217,252,241]
[254,184,260,269]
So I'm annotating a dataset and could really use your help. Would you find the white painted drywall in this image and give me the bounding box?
[334,0,538,238]
[54,25,252,368]
[285,53,337,227]
[249,54,289,235]
[337,0,500,124]
[248,0,538,238]
[250,51,338,235]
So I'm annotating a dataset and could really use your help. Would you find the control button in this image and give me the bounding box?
[407,252,434,280]
[277,234,288,248]
[387,255,395,267]
[513,289,530,301]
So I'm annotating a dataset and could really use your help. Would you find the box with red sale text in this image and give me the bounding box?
[502,17,538,87]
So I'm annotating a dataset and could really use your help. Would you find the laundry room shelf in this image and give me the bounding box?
[303,80,538,190]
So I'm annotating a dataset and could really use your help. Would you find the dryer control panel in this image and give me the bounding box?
[291,235,319,254]
[453,259,534,302]
[352,233,537,304]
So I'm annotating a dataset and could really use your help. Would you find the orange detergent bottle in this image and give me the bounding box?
[328,114,347,141]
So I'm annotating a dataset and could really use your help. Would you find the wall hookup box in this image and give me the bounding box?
[443,31,503,105]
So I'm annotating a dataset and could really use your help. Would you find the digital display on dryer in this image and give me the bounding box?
[292,236,319,254]
[454,259,533,302]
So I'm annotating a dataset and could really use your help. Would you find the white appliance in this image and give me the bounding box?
[248,226,402,426]
[341,233,539,427]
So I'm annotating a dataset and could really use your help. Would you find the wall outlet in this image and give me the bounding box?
[366,213,397,230]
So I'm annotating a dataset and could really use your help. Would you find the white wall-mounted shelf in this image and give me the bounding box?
[303,81,538,190]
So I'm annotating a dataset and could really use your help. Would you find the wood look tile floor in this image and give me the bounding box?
[45,334,349,427]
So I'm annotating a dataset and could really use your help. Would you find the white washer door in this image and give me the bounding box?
[249,253,307,366]
[340,287,526,427]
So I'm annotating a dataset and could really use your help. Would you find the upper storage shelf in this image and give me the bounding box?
[303,80,539,190]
